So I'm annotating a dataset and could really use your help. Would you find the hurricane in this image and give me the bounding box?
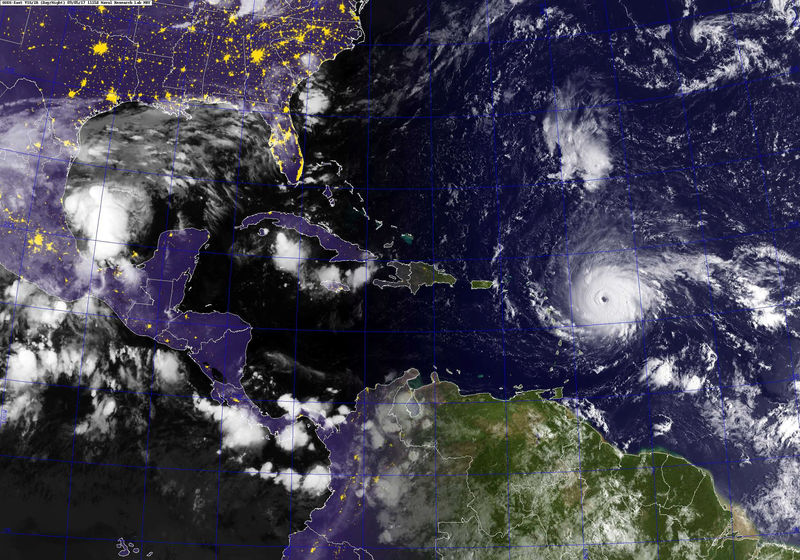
[569,253,656,340]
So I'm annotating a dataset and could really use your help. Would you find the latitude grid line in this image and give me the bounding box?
[1,209,799,264]
[0,37,796,195]
[3,371,800,407]
[1,287,799,337]
[0,109,799,201]
[2,525,800,554]
[7,53,791,123]
[0,0,776,113]
[0,1,796,556]
[4,440,800,479]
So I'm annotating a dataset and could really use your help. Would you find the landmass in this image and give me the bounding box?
[1,0,365,182]
[239,210,374,262]
[287,370,800,559]
[0,0,367,434]
[373,261,456,294]
[470,279,495,289]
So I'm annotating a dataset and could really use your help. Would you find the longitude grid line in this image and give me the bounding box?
[543,0,589,557]
[287,4,317,557]
[604,0,662,555]
[0,8,72,556]
[663,0,738,552]
[724,0,800,536]
[212,18,257,558]
[137,25,194,555]
[61,11,139,558]
[483,0,513,556]
[0,9,72,474]
[359,0,372,556]
[426,0,440,556]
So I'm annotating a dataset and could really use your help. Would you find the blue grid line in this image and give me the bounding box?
[0,1,796,556]
[62,0,766,51]
[544,0,589,557]
[484,0,514,554]
[136,51,190,552]
[5,444,800,481]
[211,40,256,560]
[3,120,800,197]
[426,0,440,554]
[0,10,74,554]
[606,0,663,554]
[0,288,796,336]
[2,212,800,264]
[724,0,800,540]
[663,0,739,551]
[5,519,796,551]
[286,15,318,559]
[61,12,139,558]
[1,56,798,172]
[1,60,795,140]
[0,13,73,476]
[359,0,373,554]
[3,372,798,409]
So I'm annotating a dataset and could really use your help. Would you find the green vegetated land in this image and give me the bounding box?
[391,374,800,560]
[471,280,495,289]
[373,261,457,294]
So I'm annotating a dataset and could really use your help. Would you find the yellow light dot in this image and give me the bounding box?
[250,48,265,64]
[92,42,108,55]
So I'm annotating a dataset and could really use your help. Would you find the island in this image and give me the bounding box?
[373,261,457,294]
